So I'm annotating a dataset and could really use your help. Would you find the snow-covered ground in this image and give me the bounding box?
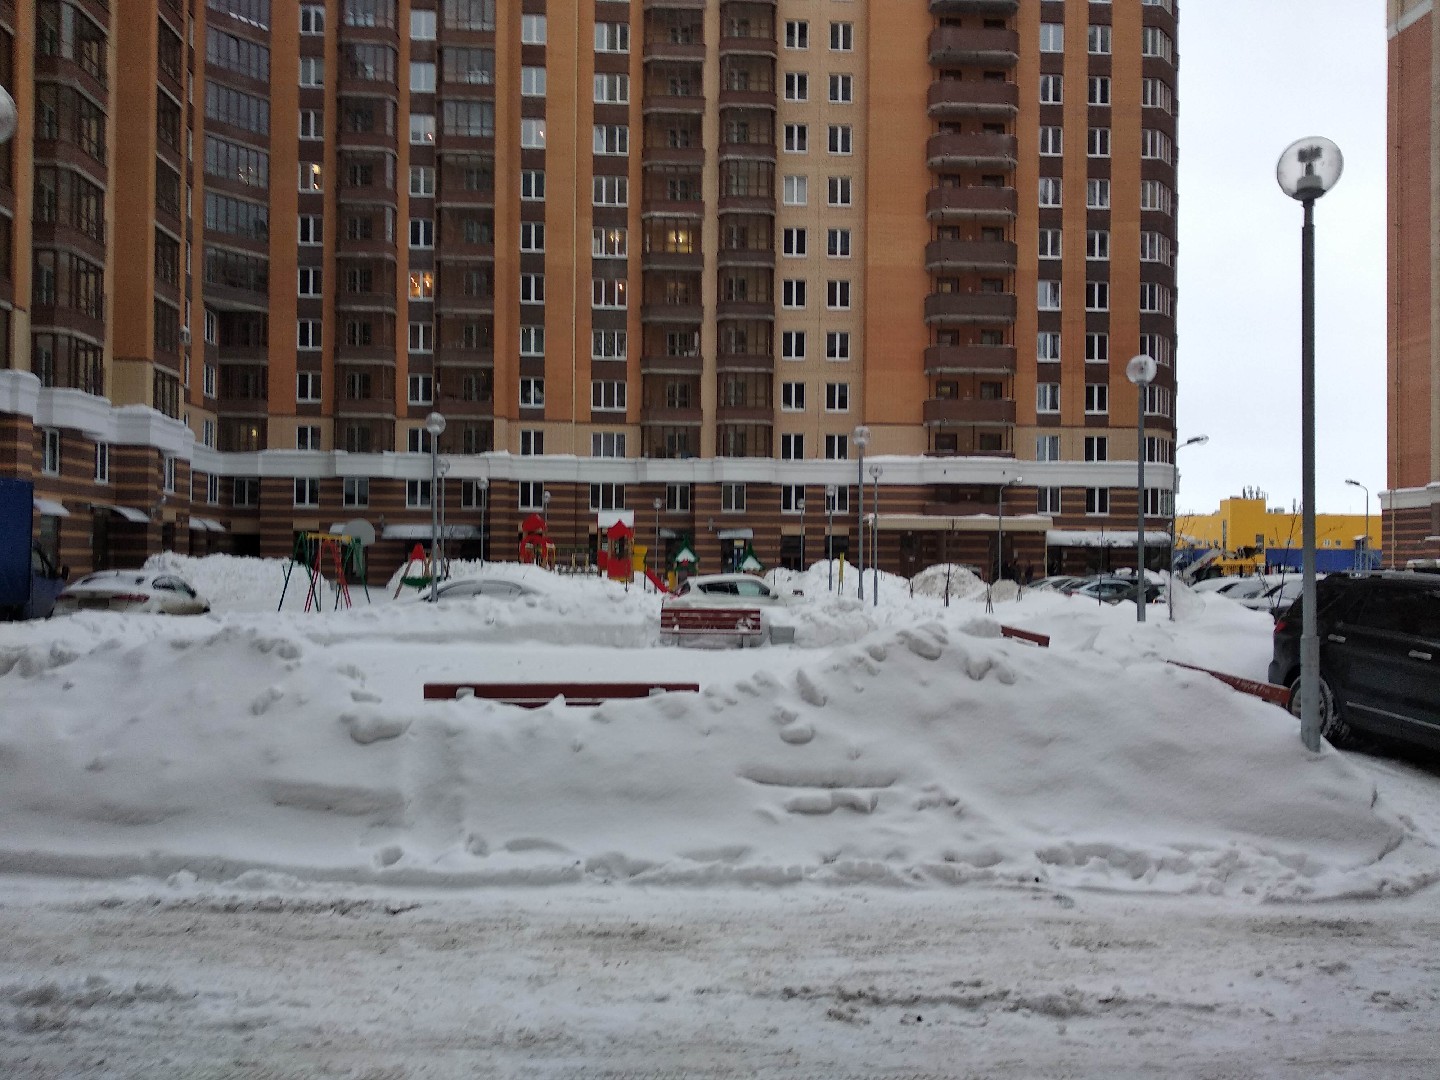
[1,555,1437,1078]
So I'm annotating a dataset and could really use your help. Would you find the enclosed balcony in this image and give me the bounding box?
[926,186,1018,220]
[922,397,1016,426]
[925,239,1016,272]
[924,291,1016,324]
[928,26,1019,66]
[926,132,1017,169]
[927,79,1019,118]
[924,343,1017,375]
[930,0,1018,14]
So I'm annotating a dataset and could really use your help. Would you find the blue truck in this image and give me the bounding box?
[0,478,68,620]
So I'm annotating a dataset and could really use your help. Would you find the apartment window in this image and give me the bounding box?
[830,22,853,51]
[519,66,547,98]
[203,364,216,397]
[1086,179,1111,209]
[1086,230,1110,260]
[595,22,629,52]
[1039,74,1062,104]
[780,433,804,460]
[299,163,323,191]
[1142,129,1173,163]
[784,72,809,101]
[41,429,60,474]
[784,123,808,153]
[827,228,851,258]
[1036,435,1060,462]
[520,222,545,251]
[1084,281,1109,312]
[518,481,544,511]
[299,57,324,87]
[1085,488,1110,515]
[520,326,545,356]
[828,74,853,103]
[827,176,852,206]
[410,166,435,197]
[1142,26,1174,62]
[1141,180,1174,215]
[817,433,846,460]
[521,118,546,149]
[783,175,808,205]
[1038,126,1062,156]
[593,124,629,156]
[1088,24,1112,54]
[1037,280,1061,311]
[592,330,626,360]
[1088,76,1111,106]
[1085,333,1109,363]
[1143,77,1174,113]
[1037,487,1061,515]
[1037,332,1061,362]
[587,483,625,512]
[1039,22,1064,52]
[296,371,322,406]
[409,322,433,352]
[523,170,547,201]
[295,478,320,507]
[1036,383,1060,413]
[299,110,322,140]
[290,318,321,353]
[826,280,851,310]
[594,72,628,103]
[782,227,807,257]
[1088,127,1111,158]
[1039,177,1062,207]
[715,482,744,512]
[233,478,258,506]
[825,382,849,412]
[1084,384,1109,415]
[409,113,436,144]
[298,267,322,296]
[781,330,806,360]
[827,331,850,361]
[591,380,627,412]
[519,273,545,305]
[1084,436,1108,462]
[1140,282,1172,315]
[521,14,547,44]
[665,483,692,512]
[408,218,434,248]
[784,20,808,49]
[402,479,431,509]
[295,215,321,246]
[341,477,369,509]
[592,279,627,309]
[300,5,325,33]
[405,374,432,405]
[411,9,436,39]
[591,432,627,458]
[520,430,544,455]
[1038,229,1062,259]
[777,279,805,309]
[295,426,321,451]
[781,382,805,411]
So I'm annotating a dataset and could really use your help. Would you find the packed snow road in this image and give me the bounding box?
[2,880,1438,1080]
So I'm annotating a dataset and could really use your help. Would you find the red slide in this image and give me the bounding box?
[644,568,670,594]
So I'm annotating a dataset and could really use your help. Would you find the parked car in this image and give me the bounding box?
[426,578,542,602]
[663,573,793,608]
[1239,577,1307,616]
[1268,572,1440,750]
[1062,576,1163,605]
[52,570,211,616]
[1210,576,1273,601]
[1027,575,1083,592]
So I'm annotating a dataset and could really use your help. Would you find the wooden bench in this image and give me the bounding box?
[1166,662,1292,708]
[1000,625,1051,648]
[423,681,700,707]
[659,606,765,645]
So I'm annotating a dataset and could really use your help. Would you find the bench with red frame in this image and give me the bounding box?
[659,606,766,644]
[999,625,1051,648]
[422,681,700,707]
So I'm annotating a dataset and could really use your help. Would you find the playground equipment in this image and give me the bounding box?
[392,543,445,598]
[279,531,369,611]
[518,513,557,568]
[595,518,634,583]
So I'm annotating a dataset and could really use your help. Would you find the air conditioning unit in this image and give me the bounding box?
[179,326,192,345]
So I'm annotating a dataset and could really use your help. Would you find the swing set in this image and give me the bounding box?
[278,531,371,612]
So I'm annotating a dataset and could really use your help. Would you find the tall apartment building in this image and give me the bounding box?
[1,0,1180,583]
[1387,0,1440,567]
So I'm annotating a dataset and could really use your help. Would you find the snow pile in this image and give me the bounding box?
[1,560,1433,900]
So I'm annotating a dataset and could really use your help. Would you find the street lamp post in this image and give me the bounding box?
[853,426,870,600]
[868,465,882,606]
[1125,355,1158,622]
[825,484,836,592]
[477,477,489,567]
[1168,435,1210,622]
[652,496,662,586]
[424,412,447,601]
[437,458,451,572]
[797,496,806,572]
[1278,136,1344,753]
[1345,479,1371,571]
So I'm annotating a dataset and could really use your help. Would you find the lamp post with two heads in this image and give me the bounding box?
[1167,434,1209,621]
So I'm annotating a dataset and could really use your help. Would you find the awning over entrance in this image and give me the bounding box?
[381,523,480,540]
[874,513,1052,533]
[716,527,754,540]
[188,517,227,533]
[33,497,69,518]
[90,503,151,523]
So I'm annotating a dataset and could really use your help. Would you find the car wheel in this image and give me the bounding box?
[1287,673,1362,750]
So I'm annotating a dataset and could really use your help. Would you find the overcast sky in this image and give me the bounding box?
[1175,0,1388,517]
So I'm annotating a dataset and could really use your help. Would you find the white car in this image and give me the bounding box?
[1238,577,1307,615]
[52,570,211,616]
[663,573,792,608]
[426,578,542,602]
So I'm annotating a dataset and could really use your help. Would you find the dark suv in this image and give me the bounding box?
[1269,572,1440,750]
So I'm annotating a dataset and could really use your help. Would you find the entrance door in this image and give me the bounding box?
[90,509,111,571]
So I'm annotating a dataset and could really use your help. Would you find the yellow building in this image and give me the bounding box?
[1176,492,1382,576]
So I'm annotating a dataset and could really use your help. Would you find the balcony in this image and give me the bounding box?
[643,145,706,168]
[925,239,1016,272]
[718,87,777,110]
[715,404,774,424]
[641,249,704,272]
[640,405,703,425]
[717,246,775,268]
[926,132,1017,170]
[927,79,1019,118]
[717,194,775,214]
[924,291,1016,324]
[928,26,1020,67]
[718,35,776,58]
[643,40,706,64]
[922,397,1017,426]
[930,0,1018,14]
[924,343,1017,374]
[643,93,707,115]
[717,139,776,162]
[926,186,1018,220]
[641,302,705,324]
[716,299,774,320]
[715,352,773,373]
[641,352,703,375]
[644,0,706,9]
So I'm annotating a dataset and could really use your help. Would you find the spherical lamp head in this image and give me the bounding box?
[1125,354,1158,386]
[1277,137,1343,201]
[424,412,447,437]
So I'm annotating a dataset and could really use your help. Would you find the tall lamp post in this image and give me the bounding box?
[477,477,489,567]
[825,484,836,592]
[424,412,447,601]
[796,496,806,572]
[1344,478,1371,570]
[853,425,871,600]
[652,496,662,584]
[1125,354,1158,622]
[437,458,451,571]
[868,465,882,606]
[1167,434,1210,622]
[1278,136,1344,753]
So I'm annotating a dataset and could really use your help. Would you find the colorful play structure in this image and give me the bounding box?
[518,513,557,568]
[279,530,370,611]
